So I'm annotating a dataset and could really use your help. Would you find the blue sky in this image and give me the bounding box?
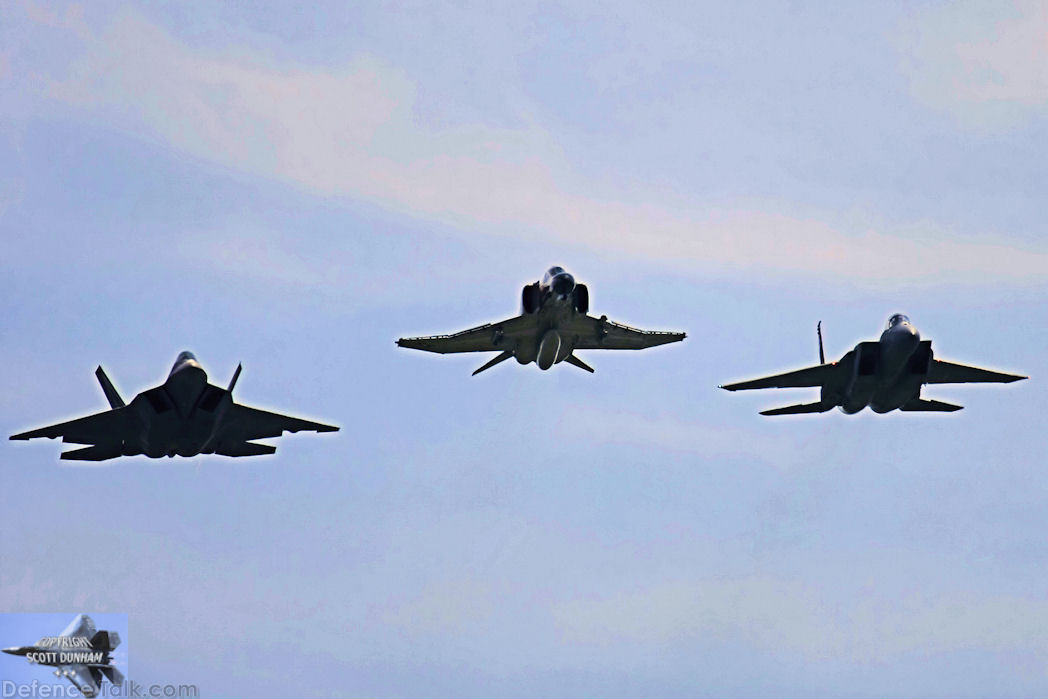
[2,1,1047,696]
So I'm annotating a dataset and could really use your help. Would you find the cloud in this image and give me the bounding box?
[899,1,1048,128]
[20,8,1048,285]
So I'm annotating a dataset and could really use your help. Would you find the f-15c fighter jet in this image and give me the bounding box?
[10,352,338,460]
[397,266,686,374]
[721,314,1026,415]
[2,614,123,698]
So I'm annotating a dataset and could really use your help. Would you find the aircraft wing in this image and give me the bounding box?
[61,664,101,697]
[721,362,839,391]
[565,315,686,350]
[397,314,539,354]
[10,408,130,445]
[221,403,339,442]
[926,359,1027,384]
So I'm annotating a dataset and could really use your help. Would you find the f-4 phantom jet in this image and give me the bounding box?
[721,315,1026,415]
[10,352,338,460]
[397,266,686,374]
[2,614,122,698]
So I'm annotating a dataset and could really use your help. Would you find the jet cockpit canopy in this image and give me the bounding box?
[887,313,910,329]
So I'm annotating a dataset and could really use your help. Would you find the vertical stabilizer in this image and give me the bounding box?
[90,630,120,652]
[95,367,125,408]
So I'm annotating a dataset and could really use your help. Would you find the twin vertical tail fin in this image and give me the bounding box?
[90,630,121,652]
[763,323,826,417]
[95,367,125,409]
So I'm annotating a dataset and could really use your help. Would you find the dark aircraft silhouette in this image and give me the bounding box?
[721,314,1026,415]
[10,352,338,460]
[2,614,122,697]
[397,266,686,374]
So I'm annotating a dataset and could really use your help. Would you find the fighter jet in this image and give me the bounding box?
[10,352,338,460]
[2,614,123,697]
[721,314,1026,415]
[397,266,686,374]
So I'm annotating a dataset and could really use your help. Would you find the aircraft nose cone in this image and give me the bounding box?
[552,273,575,296]
[3,647,23,655]
[887,320,919,342]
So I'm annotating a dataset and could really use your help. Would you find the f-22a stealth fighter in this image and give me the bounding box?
[2,614,123,698]
[397,266,686,374]
[10,352,338,460]
[721,314,1026,415]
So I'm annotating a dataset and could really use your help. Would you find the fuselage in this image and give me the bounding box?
[831,314,927,414]
[2,642,110,668]
[516,267,581,370]
[123,351,233,457]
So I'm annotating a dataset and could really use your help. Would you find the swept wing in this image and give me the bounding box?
[926,359,1026,384]
[218,403,338,445]
[210,402,338,457]
[10,409,130,446]
[397,314,538,354]
[563,315,686,350]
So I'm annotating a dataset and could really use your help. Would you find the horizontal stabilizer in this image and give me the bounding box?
[60,443,125,461]
[472,351,513,376]
[900,398,963,412]
[100,666,124,686]
[564,354,595,373]
[760,401,834,416]
[215,441,277,457]
[95,366,125,408]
